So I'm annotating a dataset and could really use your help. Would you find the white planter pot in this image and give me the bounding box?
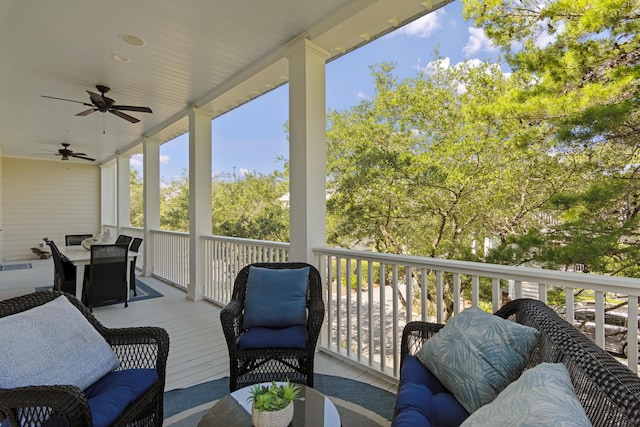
[251,401,294,427]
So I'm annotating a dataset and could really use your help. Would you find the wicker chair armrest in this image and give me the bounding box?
[0,385,92,426]
[105,326,170,373]
[400,321,445,362]
[306,296,325,347]
[220,299,244,345]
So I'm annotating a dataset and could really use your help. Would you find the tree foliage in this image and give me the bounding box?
[327,60,575,264]
[462,0,640,276]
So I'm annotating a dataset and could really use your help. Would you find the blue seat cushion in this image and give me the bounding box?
[392,355,469,427]
[239,325,307,350]
[85,369,158,427]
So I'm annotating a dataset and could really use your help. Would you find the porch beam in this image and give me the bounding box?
[188,107,213,301]
[286,39,329,264]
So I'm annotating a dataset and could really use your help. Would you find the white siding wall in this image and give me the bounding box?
[1,157,101,261]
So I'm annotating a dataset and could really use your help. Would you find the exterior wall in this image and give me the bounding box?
[1,157,101,261]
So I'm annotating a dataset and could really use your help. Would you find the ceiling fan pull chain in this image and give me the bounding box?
[103,114,106,134]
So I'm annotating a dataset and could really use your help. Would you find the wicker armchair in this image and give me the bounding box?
[220,262,324,391]
[0,291,169,427]
[398,299,640,426]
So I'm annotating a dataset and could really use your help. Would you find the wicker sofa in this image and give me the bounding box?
[393,298,640,426]
[0,291,169,427]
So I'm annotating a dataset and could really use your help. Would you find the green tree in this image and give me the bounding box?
[212,170,289,241]
[463,0,640,276]
[130,169,144,228]
[160,171,190,232]
[327,61,573,261]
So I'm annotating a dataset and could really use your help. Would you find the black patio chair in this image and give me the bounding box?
[220,262,324,391]
[83,243,129,311]
[44,238,76,294]
[115,234,133,246]
[129,237,143,296]
[65,234,93,246]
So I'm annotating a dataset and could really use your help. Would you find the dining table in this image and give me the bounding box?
[59,245,137,302]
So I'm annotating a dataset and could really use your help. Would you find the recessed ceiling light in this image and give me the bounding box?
[120,34,145,47]
[111,53,131,63]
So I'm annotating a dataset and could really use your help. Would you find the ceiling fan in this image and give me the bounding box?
[42,85,152,123]
[46,143,95,162]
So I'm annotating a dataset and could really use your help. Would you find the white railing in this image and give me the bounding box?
[202,236,289,304]
[115,226,640,379]
[313,246,640,378]
[150,229,189,289]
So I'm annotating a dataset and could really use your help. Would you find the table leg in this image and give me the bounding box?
[75,264,85,301]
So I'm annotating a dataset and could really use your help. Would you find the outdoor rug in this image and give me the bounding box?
[163,374,395,426]
[35,279,163,305]
[0,263,32,271]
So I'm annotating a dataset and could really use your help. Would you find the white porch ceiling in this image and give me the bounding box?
[0,0,450,165]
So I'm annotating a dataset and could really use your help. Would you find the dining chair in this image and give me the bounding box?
[65,234,93,246]
[115,234,133,246]
[82,243,129,311]
[44,238,76,295]
[129,237,143,296]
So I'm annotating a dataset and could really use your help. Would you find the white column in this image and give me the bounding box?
[188,107,213,301]
[143,138,161,277]
[100,164,116,227]
[286,39,328,263]
[116,155,131,233]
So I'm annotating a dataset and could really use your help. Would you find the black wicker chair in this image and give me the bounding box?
[129,237,143,296]
[44,238,76,295]
[64,234,93,246]
[220,262,324,391]
[83,243,129,311]
[0,291,169,427]
[397,299,640,426]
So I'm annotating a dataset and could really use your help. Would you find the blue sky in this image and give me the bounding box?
[131,1,501,182]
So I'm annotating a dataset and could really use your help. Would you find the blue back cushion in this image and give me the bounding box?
[243,266,309,329]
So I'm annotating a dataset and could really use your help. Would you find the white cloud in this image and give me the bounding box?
[130,153,170,166]
[421,56,451,75]
[398,10,444,38]
[462,27,497,57]
[238,168,249,176]
[130,153,143,168]
[356,91,368,100]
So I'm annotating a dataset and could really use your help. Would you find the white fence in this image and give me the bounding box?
[313,246,640,378]
[112,226,640,378]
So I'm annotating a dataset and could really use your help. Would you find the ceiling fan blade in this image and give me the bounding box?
[70,153,95,161]
[110,110,140,123]
[76,108,97,116]
[41,95,91,106]
[111,105,153,113]
[86,90,107,109]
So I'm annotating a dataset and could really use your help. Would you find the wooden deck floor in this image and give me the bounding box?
[0,259,398,393]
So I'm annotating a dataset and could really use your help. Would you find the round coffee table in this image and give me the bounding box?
[198,382,341,427]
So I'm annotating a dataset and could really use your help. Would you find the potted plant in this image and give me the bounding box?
[247,381,300,427]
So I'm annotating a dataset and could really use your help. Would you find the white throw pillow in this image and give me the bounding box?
[417,307,539,413]
[0,295,120,390]
[461,363,592,426]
